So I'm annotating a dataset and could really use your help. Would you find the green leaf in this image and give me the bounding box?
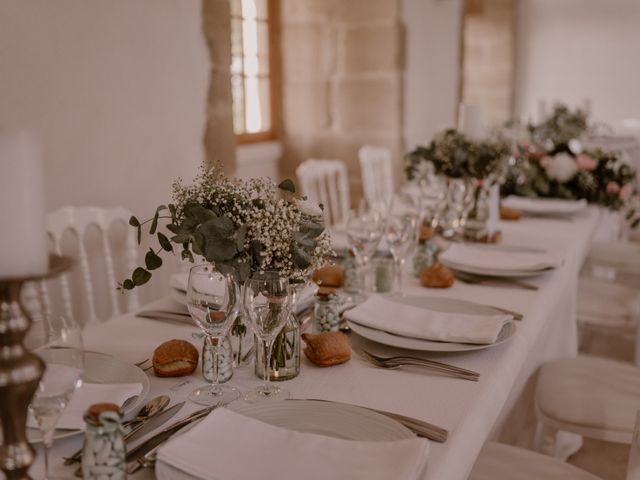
[157,232,173,252]
[169,204,177,223]
[300,220,324,238]
[293,231,315,248]
[145,249,163,270]
[132,267,152,286]
[181,249,194,262]
[199,216,235,239]
[166,223,179,234]
[171,233,192,244]
[150,211,160,235]
[184,203,216,224]
[278,179,296,193]
[203,238,237,263]
[214,262,238,280]
[129,216,140,227]
[137,225,141,245]
[250,240,264,264]
[192,230,205,256]
[291,244,311,269]
[235,224,247,250]
[177,217,199,234]
[122,279,134,290]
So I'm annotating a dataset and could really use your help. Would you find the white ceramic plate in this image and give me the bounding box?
[229,400,414,441]
[348,296,517,352]
[27,352,150,443]
[502,196,587,216]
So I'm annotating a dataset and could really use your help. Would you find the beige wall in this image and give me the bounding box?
[0,0,210,216]
[515,0,640,124]
[279,0,405,201]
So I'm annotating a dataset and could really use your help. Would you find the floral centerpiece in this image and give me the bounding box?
[119,163,332,377]
[405,129,510,239]
[502,104,639,228]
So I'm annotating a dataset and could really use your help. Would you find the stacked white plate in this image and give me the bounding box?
[502,196,587,217]
[439,244,562,278]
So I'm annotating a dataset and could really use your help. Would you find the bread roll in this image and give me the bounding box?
[312,265,345,288]
[500,206,521,221]
[152,339,198,377]
[302,332,351,367]
[420,263,454,288]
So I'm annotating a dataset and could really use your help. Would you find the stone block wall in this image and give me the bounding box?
[461,0,514,127]
[279,0,404,203]
[202,0,237,175]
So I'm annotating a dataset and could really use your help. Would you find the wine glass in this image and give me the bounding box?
[346,201,386,293]
[243,272,292,402]
[186,265,240,406]
[385,214,418,294]
[29,316,84,480]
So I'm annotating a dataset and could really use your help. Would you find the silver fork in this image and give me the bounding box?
[358,349,480,381]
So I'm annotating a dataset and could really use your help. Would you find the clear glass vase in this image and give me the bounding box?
[229,312,254,367]
[463,179,491,241]
[434,177,470,239]
[254,310,300,381]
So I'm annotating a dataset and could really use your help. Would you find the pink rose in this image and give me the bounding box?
[539,155,553,169]
[576,154,597,171]
[620,183,632,200]
[606,181,621,195]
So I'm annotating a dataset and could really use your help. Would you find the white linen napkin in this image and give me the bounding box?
[156,408,429,480]
[439,244,561,272]
[502,196,587,215]
[28,382,143,430]
[344,295,512,344]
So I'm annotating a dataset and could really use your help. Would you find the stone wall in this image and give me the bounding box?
[202,0,237,175]
[279,0,405,203]
[461,0,514,127]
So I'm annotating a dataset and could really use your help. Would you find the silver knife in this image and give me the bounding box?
[291,399,448,443]
[125,401,185,444]
[125,405,217,466]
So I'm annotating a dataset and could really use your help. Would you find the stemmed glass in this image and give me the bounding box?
[29,316,84,480]
[186,265,240,406]
[346,201,386,294]
[243,272,292,402]
[385,214,418,294]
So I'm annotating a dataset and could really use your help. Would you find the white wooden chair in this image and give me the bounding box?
[35,206,140,326]
[296,159,350,228]
[358,145,394,208]
[534,355,640,458]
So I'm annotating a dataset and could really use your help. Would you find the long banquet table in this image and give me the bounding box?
[32,207,611,479]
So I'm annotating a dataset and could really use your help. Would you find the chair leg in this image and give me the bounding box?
[534,422,558,456]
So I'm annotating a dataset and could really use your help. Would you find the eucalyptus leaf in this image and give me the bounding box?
[137,226,141,245]
[203,238,237,262]
[192,230,205,256]
[235,224,247,250]
[182,249,194,262]
[178,217,199,234]
[185,203,216,224]
[157,232,173,252]
[145,249,163,271]
[250,240,264,264]
[200,216,235,239]
[300,220,324,238]
[150,211,160,235]
[169,204,177,223]
[293,231,315,248]
[132,267,152,286]
[122,279,134,290]
[166,224,179,234]
[129,216,140,227]
[278,179,296,193]
[291,244,312,269]
[171,233,192,244]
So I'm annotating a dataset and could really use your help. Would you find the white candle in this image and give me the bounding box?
[458,103,484,139]
[0,130,48,279]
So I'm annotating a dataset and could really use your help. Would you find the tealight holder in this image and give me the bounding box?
[0,255,71,480]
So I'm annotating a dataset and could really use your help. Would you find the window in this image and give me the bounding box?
[230,0,279,143]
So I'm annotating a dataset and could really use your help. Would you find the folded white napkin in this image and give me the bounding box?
[502,196,587,215]
[440,244,560,272]
[156,408,429,480]
[28,382,143,430]
[345,295,512,344]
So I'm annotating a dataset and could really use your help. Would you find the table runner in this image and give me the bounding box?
[31,207,605,480]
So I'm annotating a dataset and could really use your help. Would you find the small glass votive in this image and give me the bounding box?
[313,288,341,332]
[373,257,396,293]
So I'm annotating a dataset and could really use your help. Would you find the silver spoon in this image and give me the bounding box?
[63,395,170,465]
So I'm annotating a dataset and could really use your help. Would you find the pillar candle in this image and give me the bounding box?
[458,103,483,140]
[0,130,48,279]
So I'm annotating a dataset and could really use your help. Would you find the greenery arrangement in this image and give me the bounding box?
[502,104,639,227]
[119,163,332,290]
[405,129,510,181]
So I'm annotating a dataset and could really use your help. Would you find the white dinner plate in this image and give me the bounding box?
[27,352,150,443]
[502,196,587,216]
[348,296,517,352]
[229,400,414,441]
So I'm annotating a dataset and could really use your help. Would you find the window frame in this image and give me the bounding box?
[232,0,281,145]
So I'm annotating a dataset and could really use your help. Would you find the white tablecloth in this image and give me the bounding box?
[30,207,606,480]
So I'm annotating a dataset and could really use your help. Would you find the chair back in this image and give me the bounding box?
[36,206,140,325]
[296,159,350,227]
[359,145,394,207]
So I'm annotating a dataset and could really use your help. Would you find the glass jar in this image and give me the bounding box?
[463,179,491,241]
[313,290,340,332]
[255,311,300,381]
[373,257,396,293]
[343,252,364,293]
[229,312,254,367]
[81,405,126,480]
[202,335,233,384]
[433,177,470,239]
